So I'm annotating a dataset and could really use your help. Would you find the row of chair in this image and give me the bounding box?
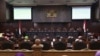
[0,40,100,50]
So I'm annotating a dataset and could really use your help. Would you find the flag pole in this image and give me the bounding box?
[83,20,86,33]
[83,20,89,49]
[18,21,22,36]
[83,20,88,39]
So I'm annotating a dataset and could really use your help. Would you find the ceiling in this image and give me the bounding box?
[5,0,96,6]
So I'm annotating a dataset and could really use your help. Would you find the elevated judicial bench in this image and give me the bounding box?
[0,49,97,56]
[26,32,79,38]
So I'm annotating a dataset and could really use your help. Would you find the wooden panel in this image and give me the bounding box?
[0,0,6,22]
[0,50,97,56]
[0,50,33,56]
[42,50,96,56]
[99,0,100,20]
[32,6,71,22]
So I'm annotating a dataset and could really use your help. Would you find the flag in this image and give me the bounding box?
[83,20,86,32]
[18,21,21,35]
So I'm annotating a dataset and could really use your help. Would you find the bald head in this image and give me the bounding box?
[35,39,41,45]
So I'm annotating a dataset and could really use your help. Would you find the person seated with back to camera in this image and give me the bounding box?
[32,38,43,48]
[73,36,87,50]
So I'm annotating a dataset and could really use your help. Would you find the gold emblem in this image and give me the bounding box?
[47,10,57,17]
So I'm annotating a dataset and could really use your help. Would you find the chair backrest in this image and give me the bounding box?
[1,41,13,49]
[73,41,87,50]
[54,41,66,50]
[20,42,32,50]
[42,42,51,50]
[89,41,100,50]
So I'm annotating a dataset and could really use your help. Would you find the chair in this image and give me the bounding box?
[1,41,14,50]
[73,41,87,50]
[54,41,67,50]
[19,41,32,50]
[89,41,100,50]
[42,42,51,50]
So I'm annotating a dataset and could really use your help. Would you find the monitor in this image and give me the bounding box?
[13,7,32,20]
[72,6,91,20]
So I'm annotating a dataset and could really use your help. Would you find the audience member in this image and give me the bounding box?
[1,39,14,50]
[41,38,51,50]
[73,37,87,50]
[53,37,67,50]
[32,39,43,48]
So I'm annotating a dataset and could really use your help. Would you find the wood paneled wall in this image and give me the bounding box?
[0,1,100,33]
[0,0,6,22]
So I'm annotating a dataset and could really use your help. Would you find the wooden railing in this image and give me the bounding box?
[0,47,97,56]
